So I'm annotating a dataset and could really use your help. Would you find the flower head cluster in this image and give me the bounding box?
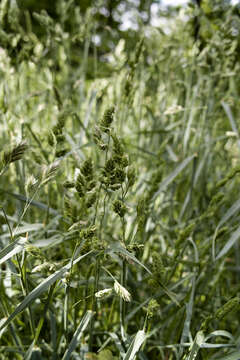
[146,299,160,318]
[93,107,115,150]
[113,199,127,218]
[148,252,166,289]
[75,158,96,205]
[2,141,28,167]
[100,107,115,133]
[100,134,129,191]
[48,113,68,158]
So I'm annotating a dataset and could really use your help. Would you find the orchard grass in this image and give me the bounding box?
[0,1,240,359]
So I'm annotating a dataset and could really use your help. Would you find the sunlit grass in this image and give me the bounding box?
[0,1,240,359]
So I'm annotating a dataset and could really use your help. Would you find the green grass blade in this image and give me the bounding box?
[24,284,56,360]
[109,244,151,274]
[0,250,94,331]
[215,198,240,231]
[152,154,196,200]
[12,223,43,237]
[0,237,26,265]
[186,331,205,360]
[212,197,240,260]
[109,244,180,306]
[0,189,59,215]
[62,310,94,360]
[216,224,240,260]
[221,101,240,152]
[124,330,146,360]
[204,330,234,343]
[213,351,240,360]
[1,223,43,240]
[180,275,196,346]
[108,332,126,358]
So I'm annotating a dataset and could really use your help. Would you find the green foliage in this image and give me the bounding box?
[1,1,240,359]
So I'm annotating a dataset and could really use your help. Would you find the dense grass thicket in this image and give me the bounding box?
[1,1,240,359]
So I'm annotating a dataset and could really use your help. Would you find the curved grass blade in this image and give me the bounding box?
[214,350,240,360]
[204,330,234,343]
[0,237,26,266]
[186,331,205,360]
[0,189,59,215]
[1,223,43,240]
[0,318,7,339]
[108,332,126,358]
[0,250,94,332]
[216,224,240,261]
[109,244,179,306]
[24,284,56,360]
[12,223,43,237]
[124,330,146,360]
[152,154,196,200]
[212,197,240,260]
[109,244,151,274]
[62,310,93,360]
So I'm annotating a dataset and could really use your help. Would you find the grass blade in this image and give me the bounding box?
[62,310,94,360]
[109,244,180,306]
[216,224,240,260]
[0,189,59,215]
[0,250,94,331]
[204,330,234,342]
[213,351,240,360]
[180,275,196,346]
[109,244,151,274]
[186,331,205,360]
[0,237,26,265]
[108,332,126,358]
[124,330,146,360]
[212,197,240,260]
[221,101,240,152]
[152,154,196,200]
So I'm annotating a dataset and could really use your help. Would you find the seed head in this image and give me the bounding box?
[114,280,131,302]
[100,107,115,133]
[113,199,127,218]
[95,288,112,299]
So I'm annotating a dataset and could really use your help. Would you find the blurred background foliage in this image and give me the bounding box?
[0,0,239,78]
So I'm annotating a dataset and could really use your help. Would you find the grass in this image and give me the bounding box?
[0,1,240,359]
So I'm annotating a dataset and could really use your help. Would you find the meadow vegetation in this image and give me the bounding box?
[1,1,240,359]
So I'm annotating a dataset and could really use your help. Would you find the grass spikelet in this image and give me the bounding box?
[114,280,131,302]
[100,107,115,133]
[41,161,60,186]
[95,288,112,299]
[25,175,39,197]
[215,297,240,321]
[2,141,28,166]
[146,299,160,319]
[113,199,127,218]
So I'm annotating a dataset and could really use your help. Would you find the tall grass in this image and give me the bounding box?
[0,1,240,359]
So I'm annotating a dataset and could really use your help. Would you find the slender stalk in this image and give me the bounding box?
[89,256,100,351]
